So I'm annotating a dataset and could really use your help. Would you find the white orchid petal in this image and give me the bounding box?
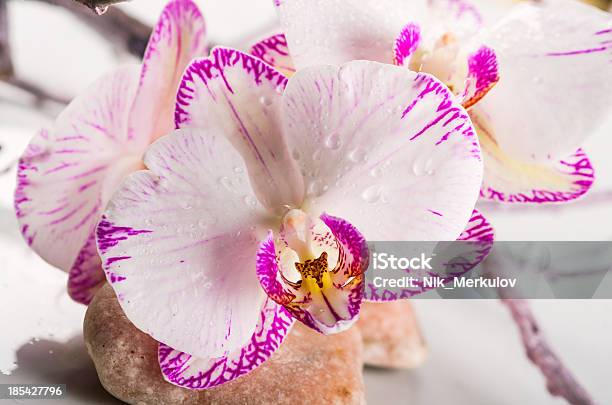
[176,47,304,214]
[159,299,294,389]
[282,61,483,242]
[130,0,207,145]
[97,129,270,359]
[476,0,612,162]
[15,66,141,272]
[276,0,428,69]
[474,112,595,203]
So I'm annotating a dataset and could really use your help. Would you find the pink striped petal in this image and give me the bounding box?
[67,233,105,305]
[365,209,494,302]
[475,113,595,203]
[256,213,368,334]
[461,46,499,109]
[475,0,612,163]
[249,33,296,76]
[158,298,294,389]
[282,61,483,243]
[176,47,303,215]
[457,209,495,242]
[96,129,271,359]
[129,0,207,145]
[276,0,428,69]
[15,66,142,273]
[394,23,422,67]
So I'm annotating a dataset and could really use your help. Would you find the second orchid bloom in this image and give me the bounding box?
[273,0,612,203]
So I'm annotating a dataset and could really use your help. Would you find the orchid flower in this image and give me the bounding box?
[266,0,612,203]
[95,47,490,389]
[14,0,207,304]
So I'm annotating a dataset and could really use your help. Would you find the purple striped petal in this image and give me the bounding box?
[393,3,487,102]
[365,209,494,302]
[256,212,368,334]
[130,0,207,144]
[67,233,105,305]
[457,209,495,242]
[249,33,296,76]
[394,23,421,67]
[475,0,612,163]
[282,62,483,243]
[14,66,141,273]
[475,113,595,204]
[158,298,294,389]
[96,129,271,359]
[461,46,499,109]
[176,47,304,215]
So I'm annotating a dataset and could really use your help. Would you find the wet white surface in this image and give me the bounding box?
[1,0,611,404]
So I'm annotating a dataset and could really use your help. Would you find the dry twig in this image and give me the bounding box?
[26,0,151,57]
[502,299,595,405]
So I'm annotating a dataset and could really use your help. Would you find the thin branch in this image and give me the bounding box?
[4,77,69,105]
[0,0,13,77]
[1,0,68,106]
[24,0,151,58]
[484,255,597,405]
[71,0,128,13]
[502,299,595,405]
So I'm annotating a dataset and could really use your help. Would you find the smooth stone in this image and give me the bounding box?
[84,284,366,405]
[357,301,427,369]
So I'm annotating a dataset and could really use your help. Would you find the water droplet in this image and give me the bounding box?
[259,95,273,106]
[233,166,243,174]
[218,176,235,192]
[349,148,368,163]
[244,195,257,208]
[412,160,427,176]
[325,132,341,150]
[307,180,328,197]
[48,350,54,355]
[362,185,382,203]
[369,166,383,178]
[94,5,108,15]
[180,200,193,210]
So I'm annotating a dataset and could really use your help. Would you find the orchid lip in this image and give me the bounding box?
[256,209,368,335]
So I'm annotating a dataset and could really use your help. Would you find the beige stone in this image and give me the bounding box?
[357,301,427,369]
[84,284,366,405]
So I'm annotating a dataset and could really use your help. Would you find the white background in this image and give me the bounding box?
[0,0,611,403]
